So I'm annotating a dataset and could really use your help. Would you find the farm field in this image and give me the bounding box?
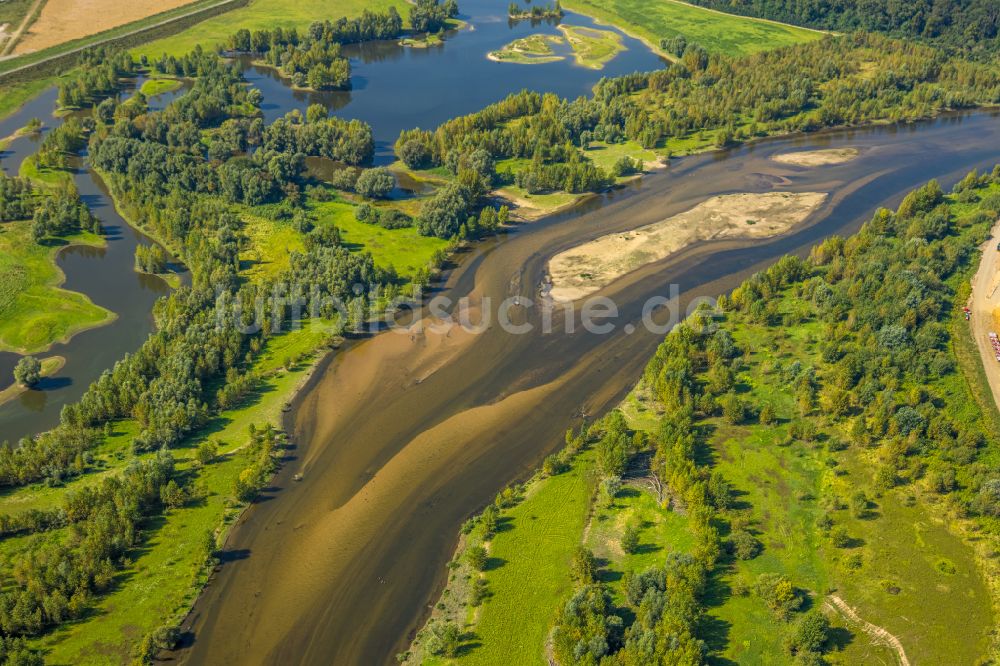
[12,0,201,54]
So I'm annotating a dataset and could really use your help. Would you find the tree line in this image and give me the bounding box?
[686,0,1000,56]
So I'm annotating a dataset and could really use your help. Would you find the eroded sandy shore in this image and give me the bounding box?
[547,191,827,302]
[772,147,859,167]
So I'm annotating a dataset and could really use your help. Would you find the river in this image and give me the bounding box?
[175,110,1000,665]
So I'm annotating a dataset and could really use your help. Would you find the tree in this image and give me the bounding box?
[195,439,220,465]
[466,545,488,571]
[787,610,830,656]
[621,523,640,554]
[570,546,597,583]
[754,573,801,620]
[14,357,42,388]
[355,168,396,199]
[398,138,432,169]
[417,183,469,238]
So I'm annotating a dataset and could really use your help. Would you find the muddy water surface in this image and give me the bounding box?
[177,112,1000,665]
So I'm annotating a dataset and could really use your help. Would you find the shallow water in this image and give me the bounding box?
[176,111,1000,666]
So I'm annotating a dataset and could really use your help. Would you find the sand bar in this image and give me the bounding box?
[547,191,827,302]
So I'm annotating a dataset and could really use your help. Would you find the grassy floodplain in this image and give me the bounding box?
[0,220,114,354]
[562,0,824,56]
[132,0,410,59]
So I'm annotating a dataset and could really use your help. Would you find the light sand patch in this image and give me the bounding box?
[547,191,827,302]
[772,147,859,167]
[14,0,198,54]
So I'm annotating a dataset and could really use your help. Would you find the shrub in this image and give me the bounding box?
[355,167,396,199]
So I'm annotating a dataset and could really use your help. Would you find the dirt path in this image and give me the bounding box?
[824,595,910,666]
[969,219,1000,414]
[0,0,46,56]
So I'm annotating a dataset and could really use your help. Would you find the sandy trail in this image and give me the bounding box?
[969,218,1000,413]
[546,191,827,302]
[825,595,910,666]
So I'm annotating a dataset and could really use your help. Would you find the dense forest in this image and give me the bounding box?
[688,0,1000,54]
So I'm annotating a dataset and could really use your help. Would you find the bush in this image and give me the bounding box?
[754,573,801,620]
[729,529,762,560]
[355,167,396,199]
[466,545,488,571]
[542,453,568,476]
[621,523,640,554]
[424,621,460,657]
[786,610,830,656]
[570,546,597,583]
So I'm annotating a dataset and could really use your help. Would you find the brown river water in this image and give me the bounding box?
[172,111,1000,665]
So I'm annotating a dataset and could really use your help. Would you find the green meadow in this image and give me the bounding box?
[0,220,114,354]
[563,0,824,57]
[133,0,410,59]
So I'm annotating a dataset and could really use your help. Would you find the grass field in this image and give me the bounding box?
[310,198,447,278]
[0,220,114,354]
[701,287,997,664]
[408,187,1000,664]
[134,0,409,59]
[562,0,823,56]
[139,77,182,96]
[406,450,599,665]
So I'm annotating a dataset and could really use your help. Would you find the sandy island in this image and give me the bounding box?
[772,147,859,167]
[546,191,827,302]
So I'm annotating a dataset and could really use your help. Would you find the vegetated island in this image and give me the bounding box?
[772,147,860,167]
[488,25,624,69]
[547,191,827,302]
[0,356,65,407]
[557,24,625,69]
[487,33,565,64]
